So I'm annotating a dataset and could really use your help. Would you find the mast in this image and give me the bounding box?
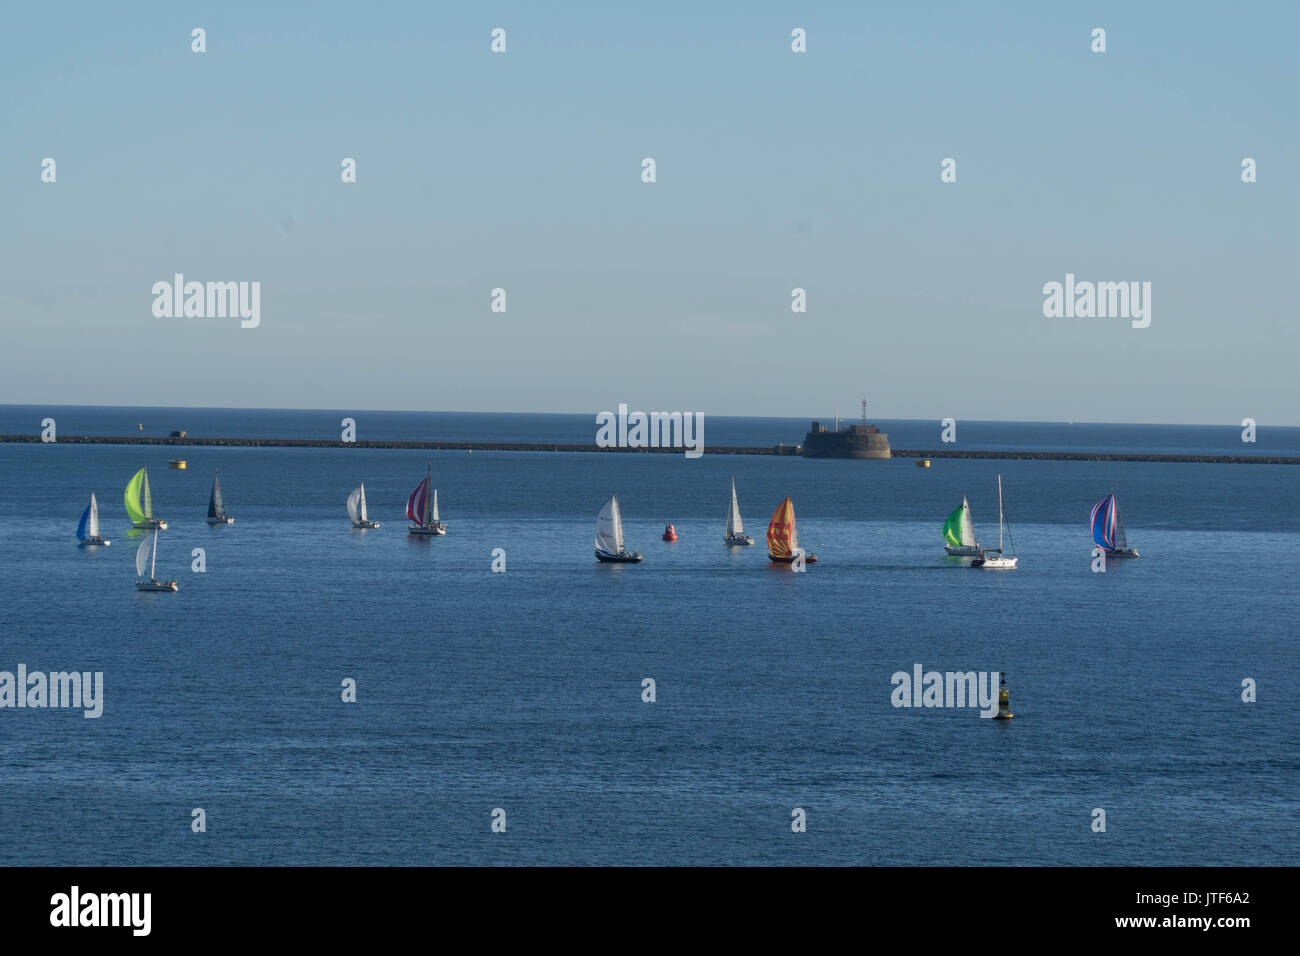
[998,475,1004,553]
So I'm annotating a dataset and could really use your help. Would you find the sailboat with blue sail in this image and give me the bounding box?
[76,493,110,547]
[1091,494,1139,558]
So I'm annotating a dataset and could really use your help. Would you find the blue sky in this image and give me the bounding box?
[2,1,1296,424]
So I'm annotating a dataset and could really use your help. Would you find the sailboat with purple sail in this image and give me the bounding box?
[407,463,447,536]
[1091,494,1139,558]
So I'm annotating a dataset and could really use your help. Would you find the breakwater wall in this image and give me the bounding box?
[2,434,1297,464]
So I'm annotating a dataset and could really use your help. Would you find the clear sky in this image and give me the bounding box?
[2,1,1296,424]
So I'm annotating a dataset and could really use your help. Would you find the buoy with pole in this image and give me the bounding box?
[994,672,1014,720]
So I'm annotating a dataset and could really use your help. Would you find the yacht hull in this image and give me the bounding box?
[595,550,642,563]
[409,524,447,536]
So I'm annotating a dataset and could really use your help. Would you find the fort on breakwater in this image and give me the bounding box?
[2,433,1296,464]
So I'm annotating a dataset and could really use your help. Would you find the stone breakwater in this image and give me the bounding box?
[2,434,1297,464]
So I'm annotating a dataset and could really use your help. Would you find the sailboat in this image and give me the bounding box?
[724,478,754,546]
[407,464,447,535]
[971,475,1017,569]
[942,496,981,556]
[206,470,234,525]
[124,467,167,530]
[1091,493,1139,558]
[135,530,178,591]
[347,483,380,528]
[767,497,817,564]
[76,493,110,547]
[595,495,642,562]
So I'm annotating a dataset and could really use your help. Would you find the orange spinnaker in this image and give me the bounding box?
[767,497,798,558]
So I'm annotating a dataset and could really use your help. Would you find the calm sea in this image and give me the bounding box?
[1,406,1296,865]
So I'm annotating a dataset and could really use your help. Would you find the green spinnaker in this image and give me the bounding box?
[125,468,147,525]
[942,506,964,546]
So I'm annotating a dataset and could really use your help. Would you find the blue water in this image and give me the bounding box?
[1,409,1296,865]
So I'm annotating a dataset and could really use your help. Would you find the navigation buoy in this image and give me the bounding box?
[662,524,677,542]
[994,673,1014,720]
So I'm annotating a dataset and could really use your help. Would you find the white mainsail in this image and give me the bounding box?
[595,496,624,554]
[136,533,153,578]
[959,496,976,547]
[430,489,439,522]
[726,478,744,536]
[141,469,154,520]
[1112,497,1128,550]
[87,493,100,538]
[347,486,362,523]
[358,484,369,522]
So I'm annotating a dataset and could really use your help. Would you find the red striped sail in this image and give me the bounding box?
[767,497,798,559]
[407,475,430,525]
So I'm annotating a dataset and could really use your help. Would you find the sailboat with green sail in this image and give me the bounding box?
[124,467,167,530]
[942,496,982,556]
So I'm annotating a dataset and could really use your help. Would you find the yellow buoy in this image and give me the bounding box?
[915,459,931,468]
[168,459,187,469]
[993,673,1014,719]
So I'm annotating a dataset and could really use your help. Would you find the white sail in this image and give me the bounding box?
[136,533,152,577]
[959,496,976,547]
[727,479,744,536]
[358,483,369,522]
[346,487,362,523]
[431,489,439,522]
[1112,496,1128,550]
[421,467,432,525]
[141,468,154,520]
[595,496,623,554]
[87,493,100,538]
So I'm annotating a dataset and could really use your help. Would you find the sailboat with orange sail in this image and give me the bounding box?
[766,497,817,564]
